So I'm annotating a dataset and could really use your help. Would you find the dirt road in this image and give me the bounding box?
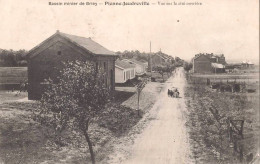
[120,67,192,164]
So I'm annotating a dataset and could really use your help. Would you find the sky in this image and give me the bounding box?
[0,0,259,63]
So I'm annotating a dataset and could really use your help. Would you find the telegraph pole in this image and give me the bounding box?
[149,41,152,72]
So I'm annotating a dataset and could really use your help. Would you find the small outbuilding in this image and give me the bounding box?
[122,59,146,75]
[115,60,135,83]
[241,61,254,69]
[211,63,225,73]
[26,30,117,100]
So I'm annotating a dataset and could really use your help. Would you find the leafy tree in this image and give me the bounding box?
[153,66,167,81]
[0,49,27,67]
[17,60,27,66]
[184,62,193,72]
[115,50,149,62]
[171,58,175,64]
[165,65,176,77]
[175,56,181,62]
[175,56,184,67]
[38,60,110,164]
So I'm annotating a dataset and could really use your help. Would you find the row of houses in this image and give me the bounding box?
[115,51,175,83]
[22,30,178,99]
[115,58,148,83]
[241,61,254,68]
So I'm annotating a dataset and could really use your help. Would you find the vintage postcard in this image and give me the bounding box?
[0,0,259,163]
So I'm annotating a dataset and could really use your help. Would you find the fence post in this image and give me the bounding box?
[239,145,243,162]
[240,120,244,139]
[207,78,210,85]
[227,117,232,142]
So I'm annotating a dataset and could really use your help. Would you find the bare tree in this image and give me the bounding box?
[136,78,148,116]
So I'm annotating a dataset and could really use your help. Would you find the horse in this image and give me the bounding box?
[168,89,173,97]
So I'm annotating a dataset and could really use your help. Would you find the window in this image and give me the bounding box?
[126,71,130,80]
[104,62,106,70]
[57,51,61,55]
[110,69,113,88]
[96,62,98,72]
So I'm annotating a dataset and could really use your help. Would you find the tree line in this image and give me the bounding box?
[0,49,28,67]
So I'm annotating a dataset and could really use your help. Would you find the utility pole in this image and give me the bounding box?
[148,41,152,72]
[214,67,216,83]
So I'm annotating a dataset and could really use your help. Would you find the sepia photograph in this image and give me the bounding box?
[0,0,259,163]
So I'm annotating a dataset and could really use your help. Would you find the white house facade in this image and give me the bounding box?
[115,60,136,83]
[122,59,146,75]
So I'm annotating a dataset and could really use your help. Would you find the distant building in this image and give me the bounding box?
[216,54,226,65]
[115,60,135,83]
[192,54,212,73]
[205,53,226,65]
[211,63,225,73]
[26,31,117,100]
[122,59,146,75]
[139,59,148,71]
[151,52,171,66]
[241,61,254,69]
[192,53,227,74]
[225,64,242,73]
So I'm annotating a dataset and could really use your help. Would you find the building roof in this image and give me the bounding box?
[59,32,115,55]
[193,54,210,61]
[242,61,254,65]
[154,53,171,60]
[26,31,116,58]
[211,63,225,68]
[194,53,225,60]
[215,54,224,57]
[122,59,146,66]
[115,60,135,70]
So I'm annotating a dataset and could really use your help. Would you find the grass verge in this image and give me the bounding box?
[184,80,259,163]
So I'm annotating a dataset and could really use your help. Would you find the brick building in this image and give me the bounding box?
[26,31,117,100]
[192,54,212,73]
[206,53,226,65]
[192,53,226,74]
